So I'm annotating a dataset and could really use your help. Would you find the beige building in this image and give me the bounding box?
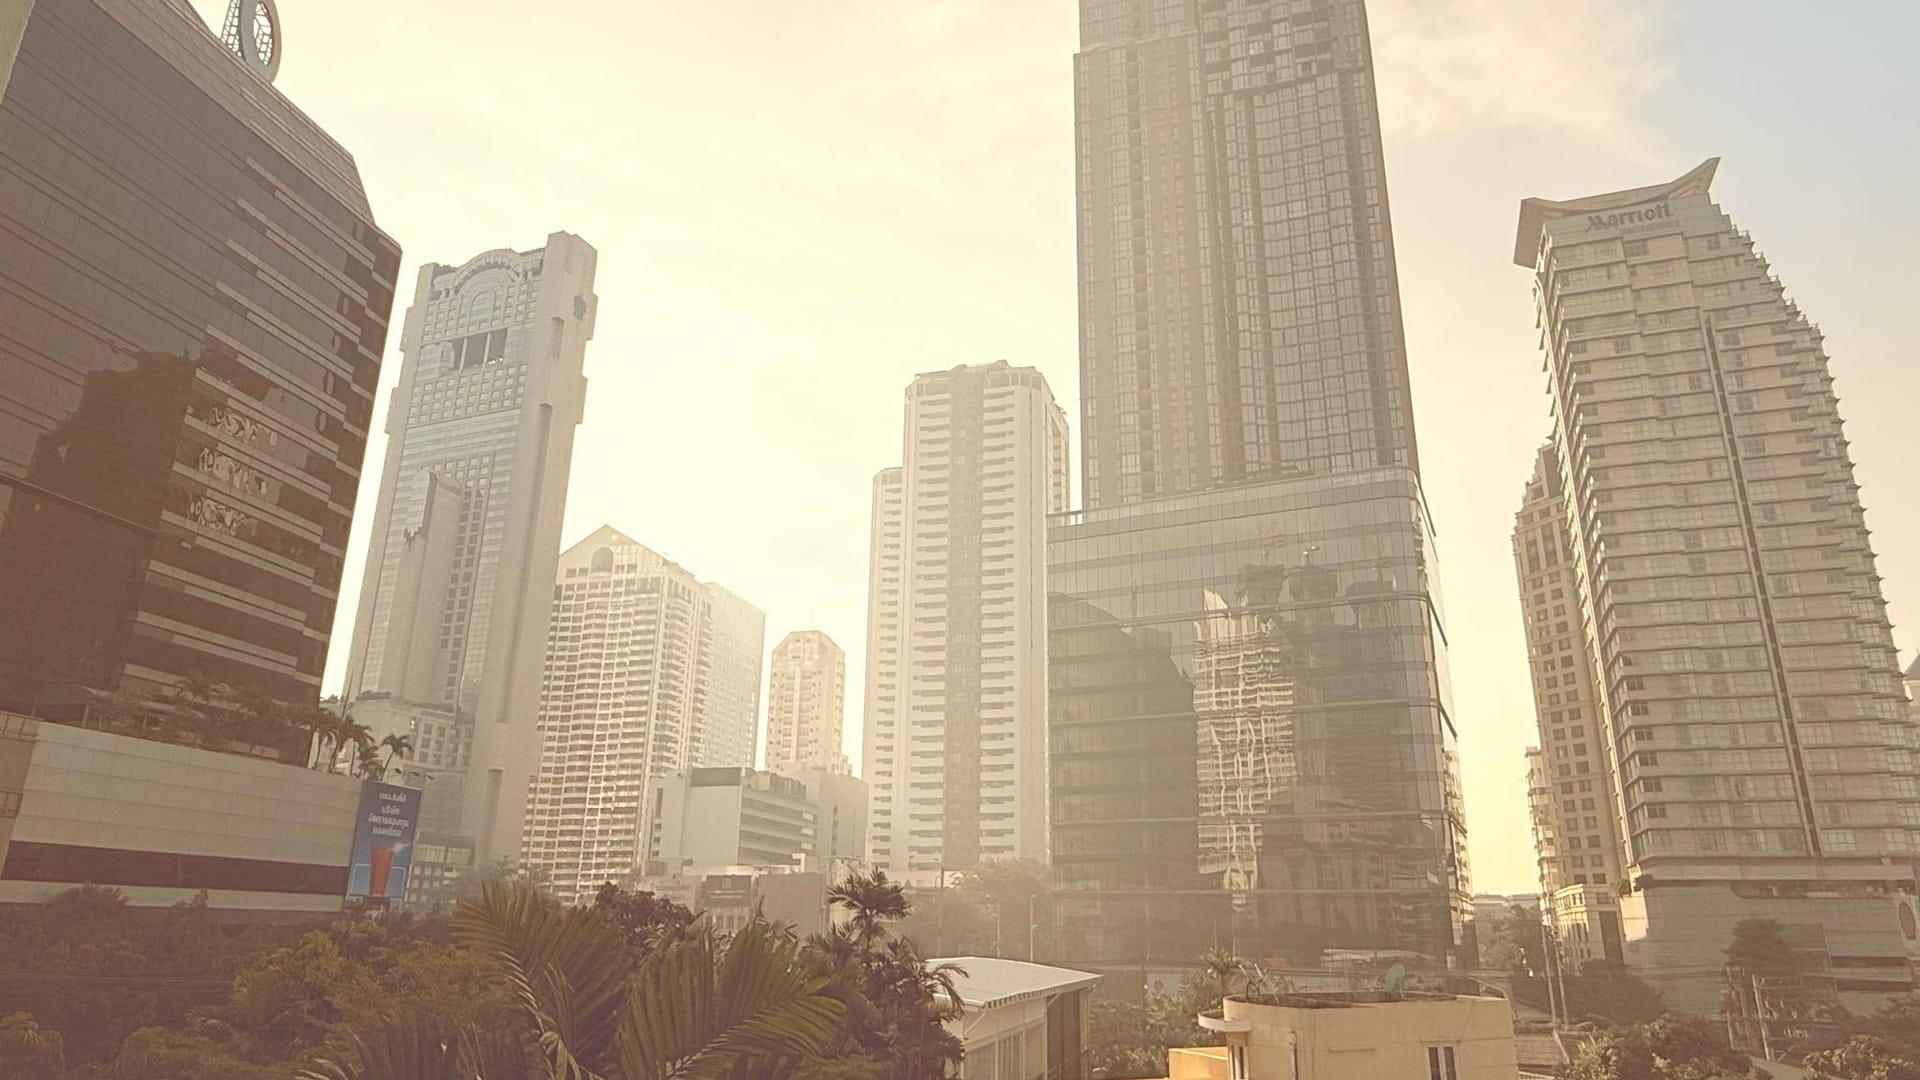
[765,630,846,775]
[1515,159,1920,1012]
[0,713,368,914]
[521,527,714,905]
[1166,992,1521,1080]
[1512,443,1628,967]
[343,235,599,877]
[696,585,766,770]
[932,958,1100,1080]
[862,362,1070,876]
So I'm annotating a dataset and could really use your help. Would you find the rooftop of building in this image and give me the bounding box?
[928,957,1101,1011]
[1513,157,1720,267]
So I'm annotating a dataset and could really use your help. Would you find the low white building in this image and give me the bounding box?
[1167,992,1521,1080]
[0,713,371,914]
[933,957,1100,1080]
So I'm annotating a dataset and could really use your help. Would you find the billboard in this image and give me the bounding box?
[347,781,422,904]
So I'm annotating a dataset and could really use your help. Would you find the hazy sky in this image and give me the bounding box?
[186,0,1919,894]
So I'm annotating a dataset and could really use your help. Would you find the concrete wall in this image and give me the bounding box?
[1226,995,1519,1080]
[0,718,363,913]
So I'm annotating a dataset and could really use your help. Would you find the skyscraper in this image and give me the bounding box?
[1513,443,1626,966]
[0,0,399,710]
[863,362,1070,876]
[1516,159,1920,1011]
[521,527,713,904]
[698,584,766,769]
[1050,0,1467,971]
[343,234,597,872]
[1075,0,1417,507]
[765,630,846,776]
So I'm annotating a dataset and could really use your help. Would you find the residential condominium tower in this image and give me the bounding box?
[1049,0,1469,971]
[863,362,1070,876]
[766,630,847,776]
[520,527,713,904]
[343,233,598,873]
[1514,443,1626,966]
[0,0,400,710]
[1515,159,1920,1011]
[698,584,766,769]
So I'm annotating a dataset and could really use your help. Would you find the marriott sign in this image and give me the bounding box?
[1587,201,1673,232]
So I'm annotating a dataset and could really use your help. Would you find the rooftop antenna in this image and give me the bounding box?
[220,0,282,82]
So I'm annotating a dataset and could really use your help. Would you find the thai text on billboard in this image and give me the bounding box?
[347,781,421,904]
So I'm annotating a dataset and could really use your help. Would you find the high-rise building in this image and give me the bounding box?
[1515,159,1920,1011]
[1513,443,1625,966]
[863,362,1070,876]
[698,584,765,769]
[0,0,399,709]
[643,766,820,876]
[1075,0,1417,508]
[342,234,598,874]
[766,630,847,775]
[520,527,712,904]
[1050,0,1468,972]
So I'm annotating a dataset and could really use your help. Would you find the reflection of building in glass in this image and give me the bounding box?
[341,235,597,876]
[1193,573,1298,906]
[0,0,399,708]
[1049,474,1467,971]
[1517,160,1919,1012]
[862,363,1070,877]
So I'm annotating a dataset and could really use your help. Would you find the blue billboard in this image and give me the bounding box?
[346,780,422,904]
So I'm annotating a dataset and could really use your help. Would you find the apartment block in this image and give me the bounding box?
[1516,159,1920,1011]
[862,362,1069,876]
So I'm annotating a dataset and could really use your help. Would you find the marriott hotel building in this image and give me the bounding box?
[1516,159,1919,1013]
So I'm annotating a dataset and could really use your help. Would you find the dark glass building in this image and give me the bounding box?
[1049,473,1467,969]
[0,0,400,708]
[1058,0,1469,972]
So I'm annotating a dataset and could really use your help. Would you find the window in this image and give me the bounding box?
[1428,1045,1459,1080]
[1229,1045,1249,1080]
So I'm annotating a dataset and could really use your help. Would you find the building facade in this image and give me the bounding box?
[1049,476,1467,969]
[1168,993,1521,1080]
[766,630,847,775]
[0,0,399,710]
[342,233,597,876]
[1516,159,1920,1011]
[521,527,713,905]
[1075,0,1417,508]
[643,766,818,876]
[697,584,765,769]
[862,362,1070,876]
[1053,0,1467,972]
[1513,443,1627,969]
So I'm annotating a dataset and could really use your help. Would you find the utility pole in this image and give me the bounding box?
[1028,893,1037,962]
[1751,975,1775,1062]
[1540,921,1562,1025]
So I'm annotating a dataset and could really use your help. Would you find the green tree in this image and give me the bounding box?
[1563,960,1666,1026]
[590,882,696,959]
[802,869,965,1080]
[0,1012,66,1080]
[1846,996,1920,1062]
[896,887,994,958]
[1726,918,1799,979]
[103,1027,286,1080]
[1479,905,1547,976]
[1563,1017,1757,1080]
[376,735,412,771]
[1805,1037,1920,1080]
[302,883,842,1080]
[954,859,1054,960]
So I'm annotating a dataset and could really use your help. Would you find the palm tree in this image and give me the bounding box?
[322,716,373,775]
[0,1012,66,1078]
[379,733,414,770]
[299,883,843,1080]
[166,671,232,747]
[828,868,909,948]
[354,742,385,781]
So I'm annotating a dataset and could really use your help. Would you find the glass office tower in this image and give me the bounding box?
[0,0,399,709]
[1054,0,1469,972]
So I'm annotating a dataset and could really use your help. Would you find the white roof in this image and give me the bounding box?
[930,957,1101,1011]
